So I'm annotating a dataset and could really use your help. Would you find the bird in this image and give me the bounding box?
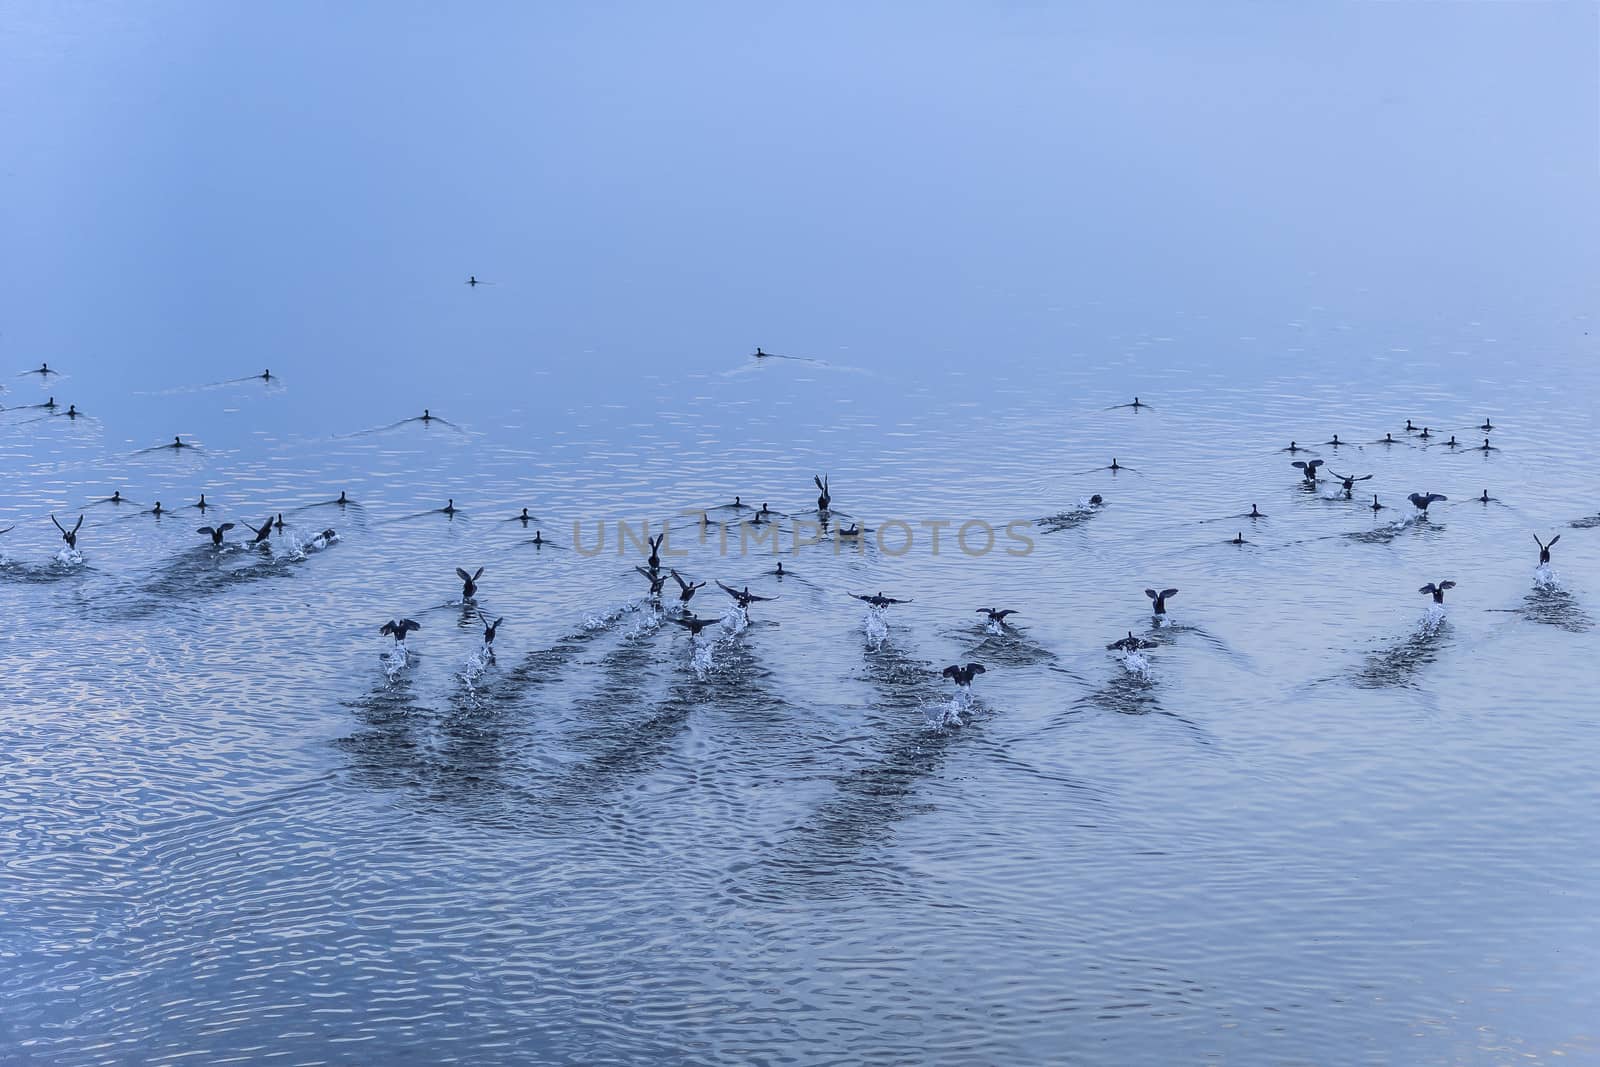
[1444,435,1460,448]
[942,663,986,687]
[466,276,481,287]
[1370,494,1386,512]
[1404,419,1418,433]
[1292,458,1324,484]
[479,614,504,647]
[273,513,286,531]
[837,523,863,539]
[260,369,273,381]
[1374,433,1398,445]
[149,501,166,517]
[814,474,831,512]
[336,491,349,506]
[1283,441,1308,453]
[246,517,274,544]
[380,619,421,643]
[1408,492,1447,513]
[1229,532,1247,545]
[754,347,770,358]
[171,435,188,449]
[1419,581,1456,604]
[1534,533,1561,565]
[670,569,706,604]
[1248,504,1266,519]
[976,608,1018,626]
[773,561,789,578]
[1478,490,1493,504]
[1418,427,1433,439]
[456,566,484,600]
[193,494,209,512]
[515,507,533,525]
[51,514,83,550]
[1476,438,1497,452]
[1324,434,1346,447]
[1145,587,1178,615]
[529,530,546,547]
[1330,471,1373,496]
[636,566,668,597]
[196,523,235,546]
[670,614,718,636]
[852,592,910,608]
[440,499,458,515]
[1478,418,1494,432]
[717,582,777,610]
[646,533,665,572]
[1107,632,1157,652]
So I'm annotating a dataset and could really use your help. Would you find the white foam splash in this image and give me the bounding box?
[691,637,716,679]
[54,547,84,567]
[722,606,749,634]
[1416,603,1448,636]
[1119,651,1154,678]
[985,619,1005,636]
[1534,564,1562,591]
[862,608,888,649]
[381,643,412,680]
[926,688,976,730]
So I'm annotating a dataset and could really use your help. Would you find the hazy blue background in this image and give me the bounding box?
[3,4,1599,1065]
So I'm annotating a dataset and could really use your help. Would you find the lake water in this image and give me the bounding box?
[3,4,1598,1065]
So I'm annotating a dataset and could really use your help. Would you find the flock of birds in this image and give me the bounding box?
[5,361,1584,710]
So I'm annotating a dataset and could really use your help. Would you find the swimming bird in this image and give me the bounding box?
[718,582,777,610]
[1107,632,1156,652]
[466,276,480,287]
[421,409,434,423]
[1444,435,1459,448]
[196,523,234,546]
[635,566,668,597]
[456,566,484,601]
[1292,458,1324,484]
[273,513,285,531]
[1107,457,1130,471]
[942,663,986,687]
[150,502,165,517]
[1476,438,1496,452]
[337,491,349,506]
[51,514,82,550]
[171,435,187,448]
[529,530,546,547]
[976,608,1018,626]
[380,619,421,643]
[1408,492,1447,513]
[32,363,55,376]
[670,569,706,604]
[1145,587,1178,615]
[63,404,79,419]
[1478,418,1494,432]
[730,495,745,510]
[42,397,57,409]
[1324,434,1345,447]
[773,561,789,578]
[1535,533,1560,565]
[105,491,124,504]
[837,523,863,539]
[1112,397,1149,410]
[193,494,209,511]
[1283,441,1307,453]
[1229,532,1247,545]
[1419,580,1456,604]
[1478,490,1492,504]
[1248,504,1266,519]
[516,507,533,524]
[1375,433,1398,445]
[1405,419,1418,433]
[246,517,274,544]
[754,347,770,358]
[1418,427,1432,439]
[1089,494,1104,505]
[440,499,458,515]
[479,613,504,647]
[815,474,830,512]
[852,591,910,608]
[261,369,273,381]
[1330,471,1373,496]
[1370,494,1385,512]
[670,614,717,636]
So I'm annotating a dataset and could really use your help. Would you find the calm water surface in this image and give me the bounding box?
[3,3,1599,1064]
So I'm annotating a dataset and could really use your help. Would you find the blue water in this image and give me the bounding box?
[3,3,1599,1064]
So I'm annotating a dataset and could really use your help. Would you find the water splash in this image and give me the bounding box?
[380,643,412,681]
[53,547,84,567]
[1118,650,1154,679]
[691,637,716,680]
[925,687,976,730]
[1416,603,1448,637]
[862,607,889,649]
[722,606,749,634]
[1533,563,1562,591]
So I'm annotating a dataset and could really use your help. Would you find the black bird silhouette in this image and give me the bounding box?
[976,608,1018,625]
[1374,433,1398,445]
[1330,471,1373,495]
[528,530,546,547]
[245,517,274,544]
[1478,490,1492,504]
[197,523,235,546]
[1248,504,1266,518]
[1478,418,1494,432]
[192,494,209,512]
[1145,587,1178,615]
[636,566,668,597]
[852,591,910,608]
[717,582,777,609]
[1404,419,1418,433]
[273,513,286,531]
[670,569,706,604]
[814,474,831,512]
[1419,581,1456,604]
[51,514,83,550]
[1107,632,1157,652]
[1370,494,1385,512]
[1324,434,1345,447]
[1292,459,1324,484]
[647,533,664,571]
[150,502,166,516]
[1418,427,1432,439]
[1476,437,1496,452]
[754,346,770,358]
[1535,533,1561,565]
[466,276,481,287]
[380,619,421,643]
[670,614,717,636]
[1408,492,1447,513]
[260,369,273,381]
[456,566,484,600]
[773,561,790,578]
[1282,441,1307,453]
[1228,532,1248,545]
[942,663,986,687]
[515,507,533,525]
[479,613,504,646]
[1444,436,1459,448]
[439,499,458,515]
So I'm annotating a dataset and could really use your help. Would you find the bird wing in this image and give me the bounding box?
[71,516,83,533]
[51,515,65,534]
[1418,584,1436,594]
[1549,535,1561,548]
[1440,581,1456,590]
[1308,459,1324,469]
[968,663,986,675]
[1161,588,1179,599]
[380,621,396,635]
[456,567,471,582]
[941,666,959,679]
[670,569,688,590]
[717,580,740,599]
[474,567,485,580]
[748,592,777,602]
[1145,588,1158,599]
[1431,494,1447,503]
[1292,461,1307,470]
[402,620,420,633]
[994,610,1016,619]
[197,526,214,536]
[218,523,234,533]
